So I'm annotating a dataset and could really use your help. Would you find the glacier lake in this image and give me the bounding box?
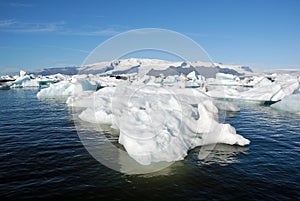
[0,88,299,200]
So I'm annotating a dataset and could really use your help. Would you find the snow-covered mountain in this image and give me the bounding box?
[31,58,299,79]
[28,58,255,77]
[79,58,255,78]
[31,66,79,76]
[264,69,300,76]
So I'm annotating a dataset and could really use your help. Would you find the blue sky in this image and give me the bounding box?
[0,0,299,73]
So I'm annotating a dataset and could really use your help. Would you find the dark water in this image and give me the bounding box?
[0,89,299,200]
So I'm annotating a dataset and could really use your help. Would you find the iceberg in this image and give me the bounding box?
[207,75,299,103]
[216,73,238,84]
[271,94,300,114]
[8,70,63,88]
[74,85,250,165]
[66,91,95,107]
[213,100,240,112]
[37,78,96,98]
[270,75,299,101]
[11,75,31,88]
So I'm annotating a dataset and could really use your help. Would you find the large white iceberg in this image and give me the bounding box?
[72,85,250,165]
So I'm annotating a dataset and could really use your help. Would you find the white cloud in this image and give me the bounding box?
[61,24,128,36]
[0,20,65,33]
[0,19,16,27]
[43,45,90,53]
[0,46,30,50]
[67,28,121,36]
[186,32,208,38]
[0,19,126,36]
[9,2,33,7]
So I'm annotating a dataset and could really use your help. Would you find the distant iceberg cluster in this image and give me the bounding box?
[207,73,299,102]
[0,70,65,89]
[2,58,299,165]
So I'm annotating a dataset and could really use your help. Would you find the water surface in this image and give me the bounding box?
[0,89,299,200]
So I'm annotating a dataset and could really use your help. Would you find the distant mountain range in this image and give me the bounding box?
[30,58,256,77]
[30,66,79,76]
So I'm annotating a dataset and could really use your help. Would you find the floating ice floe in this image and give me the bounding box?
[207,74,299,103]
[130,71,206,91]
[8,70,63,88]
[212,73,239,86]
[11,75,31,88]
[271,94,300,114]
[71,85,250,165]
[37,77,96,98]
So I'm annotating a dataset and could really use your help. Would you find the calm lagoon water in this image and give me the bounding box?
[0,89,299,200]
